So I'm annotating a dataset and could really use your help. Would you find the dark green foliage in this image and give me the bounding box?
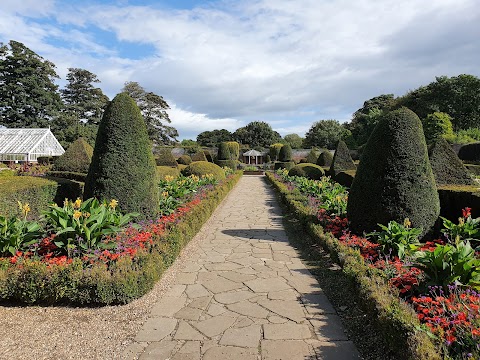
[465,164,480,175]
[279,144,292,162]
[46,171,87,182]
[216,160,237,170]
[288,164,325,180]
[53,138,93,173]
[191,151,207,162]
[317,150,333,167]
[181,161,226,181]
[0,40,63,128]
[84,93,159,218]
[305,149,320,164]
[347,108,440,237]
[284,133,303,149]
[437,185,480,221]
[217,142,230,160]
[274,162,295,171]
[176,155,192,165]
[304,120,351,149]
[196,129,232,147]
[334,170,356,188]
[429,137,474,186]
[458,142,480,163]
[269,143,283,162]
[329,141,356,176]
[422,112,454,143]
[233,121,281,147]
[265,154,272,163]
[156,148,178,167]
[203,150,213,163]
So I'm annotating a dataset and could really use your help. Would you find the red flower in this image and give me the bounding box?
[462,207,472,218]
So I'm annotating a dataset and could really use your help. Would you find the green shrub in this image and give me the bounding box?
[226,142,240,160]
[265,154,272,163]
[203,150,214,162]
[191,151,207,162]
[216,160,237,170]
[329,140,356,176]
[181,161,226,181]
[176,155,192,165]
[53,138,93,173]
[288,163,324,180]
[269,143,284,162]
[217,142,230,160]
[305,148,320,164]
[422,112,454,143]
[0,169,15,177]
[334,170,356,188]
[428,137,474,186]
[458,142,480,163]
[84,93,159,218]
[155,148,178,167]
[437,184,480,221]
[317,150,333,167]
[274,161,295,171]
[465,164,480,176]
[46,171,87,182]
[156,166,180,181]
[279,144,292,162]
[348,108,440,237]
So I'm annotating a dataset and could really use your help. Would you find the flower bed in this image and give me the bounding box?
[267,170,480,360]
[0,171,242,305]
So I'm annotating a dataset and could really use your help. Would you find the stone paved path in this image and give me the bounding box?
[125,176,361,360]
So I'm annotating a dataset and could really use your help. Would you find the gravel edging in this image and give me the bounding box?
[0,183,235,360]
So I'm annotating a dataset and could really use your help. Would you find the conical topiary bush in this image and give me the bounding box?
[429,137,474,186]
[279,144,292,162]
[316,150,333,167]
[347,107,440,237]
[84,93,158,218]
[329,140,356,176]
[306,148,320,164]
[53,137,93,173]
[156,148,178,167]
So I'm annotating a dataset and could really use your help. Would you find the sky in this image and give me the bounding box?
[0,0,479,140]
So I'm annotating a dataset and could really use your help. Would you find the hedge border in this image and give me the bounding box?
[265,172,440,360]
[0,171,242,306]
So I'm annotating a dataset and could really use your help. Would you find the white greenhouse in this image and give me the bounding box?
[0,128,65,162]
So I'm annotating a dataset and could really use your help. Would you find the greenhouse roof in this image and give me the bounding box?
[0,128,65,160]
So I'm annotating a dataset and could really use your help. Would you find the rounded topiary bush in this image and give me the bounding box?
[316,150,333,167]
[155,148,178,167]
[274,161,295,171]
[191,151,207,162]
[347,107,440,237]
[429,137,474,186]
[279,144,292,162]
[305,148,320,164]
[216,160,237,170]
[329,141,356,176]
[156,166,180,180]
[289,163,325,180]
[181,161,226,181]
[84,93,159,218]
[458,142,480,163]
[217,142,230,160]
[53,138,93,173]
[269,143,283,162]
[176,154,192,165]
[226,142,240,160]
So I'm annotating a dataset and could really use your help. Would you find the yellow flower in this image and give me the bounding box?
[83,212,90,218]
[459,217,465,226]
[17,201,23,211]
[164,175,175,182]
[73,210,82,219]
[403,218,412,228]
[162,191,169,197]
[63,198,69,207]
[73,198,82,209]
[109,199,118,209]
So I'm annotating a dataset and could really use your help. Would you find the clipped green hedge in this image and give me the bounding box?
[176,155,192,165]
[0,172,242,305]
[46,171,87,182]
[181,161,226,181]
[437,184,480,220]
[288,163,324,180]
[273,161,295,171]
[156,148,178,167]
[266,172,440,360]
[334,170,356,188]
[156,166,180,181]
[53,137,93,173]
[216,159,237,170]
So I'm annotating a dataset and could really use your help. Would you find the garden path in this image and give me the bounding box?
[125,176,360,360]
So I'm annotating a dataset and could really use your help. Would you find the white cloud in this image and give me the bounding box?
[0,0,478,139]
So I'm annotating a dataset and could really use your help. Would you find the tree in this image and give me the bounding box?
[60,68,109,125]
[233,121,281,147]
[346,94,396,147]
[122,81,178,145]
[284,133,303,149]
[347,108,439,237]
[422,112,454,143]
[196,129,232,147]
[304,120,350,149]
[180,139,197,147]
[84,93,159,218]
[0,40,63,128]
[397,75,480,131]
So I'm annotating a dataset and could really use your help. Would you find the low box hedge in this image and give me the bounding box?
[265,172,440,360]
[0,171,242,305]
[437,184,480,220]
[45,171,87,182]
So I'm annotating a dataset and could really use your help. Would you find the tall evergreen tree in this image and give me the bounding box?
[0,40,63,128]
[60,68,109,125]
[122,81,178,145]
